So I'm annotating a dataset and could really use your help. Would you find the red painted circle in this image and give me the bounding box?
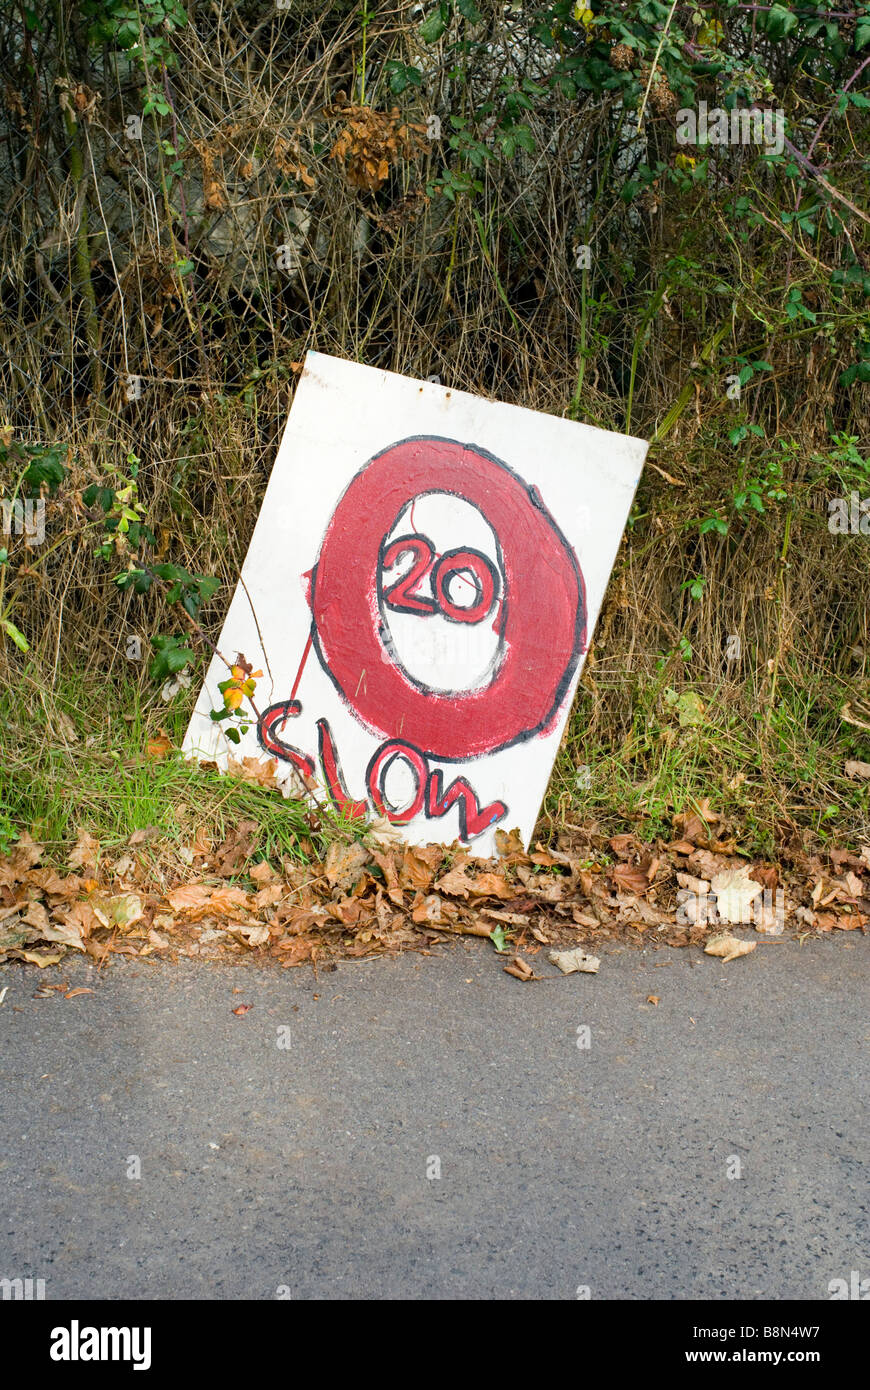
[310,437,586,760]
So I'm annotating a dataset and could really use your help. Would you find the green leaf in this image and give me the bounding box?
[764,4,799,40]
[489,925,511,953]
[21,449,67,495]
[1,618,29,652]
[456,0,481,20]
[420,3,449,43]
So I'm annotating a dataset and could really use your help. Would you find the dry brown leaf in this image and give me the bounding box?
[479,909,530,926]
[611,862,651,896]
[494,827,526,859]
[371,850,403,906]
[398,845,443,891]
[227,756,279,787]
[16,830,44,866]
[845,759,870,780]
[68,830,99,873]
[549,946,600,975]
[325,840,371,892]
[435,866,513,899]
[249,860,278,886]
[167,884,249,921]
[704,934,756,963]
[503,953,534,981]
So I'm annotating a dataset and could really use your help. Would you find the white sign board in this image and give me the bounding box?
[183,351,647,856]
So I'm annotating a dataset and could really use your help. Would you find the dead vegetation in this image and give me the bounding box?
[0,1,868,864]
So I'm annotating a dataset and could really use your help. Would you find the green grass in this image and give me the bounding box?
[0,656,867,867]
[0,669,359,865]
[550,665,870,856]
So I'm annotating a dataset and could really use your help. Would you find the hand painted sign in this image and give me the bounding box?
[183,352,647,855]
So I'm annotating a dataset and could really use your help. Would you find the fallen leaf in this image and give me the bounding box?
[231,1004,252,1015]
[213,819,260,876]
[68,830,99,872]
[64,988,94,998]
[669,840,698,855]
[647,995,660,1005]
[710,866,763,925]
[11,831,44,871]
[845,759,870,780]
[227,755,279,787]
[548,947,600,975]
[167,884,249,921]
[436,867,513,899]
[611,862,650,896]
[503,953,534,981]
[704,934,756,963]
[14,949,63,967]
[366,815,406,849]
[249,860,278,886]
[232,924,270,948]
[325,840,371,892]
[91,892,144,930]
[398,844,442,891]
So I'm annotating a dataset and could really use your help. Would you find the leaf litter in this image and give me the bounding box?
[0,804,866,980]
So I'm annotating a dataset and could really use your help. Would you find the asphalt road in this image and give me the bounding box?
[1,935,867,1300]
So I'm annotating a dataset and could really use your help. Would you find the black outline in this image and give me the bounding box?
[426,768,508,841]
[257,699,315,777]
[380,532,438,615]
[308,435,587,762]
[431,546,499,624]
[364,739,428,822]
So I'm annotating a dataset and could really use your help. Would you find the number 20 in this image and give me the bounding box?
[381,533,499,625]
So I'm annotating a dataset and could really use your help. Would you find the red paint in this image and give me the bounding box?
[382,535,437,615]
[316,719,368,819]
[365,741,429,822]
[432,548,497,624]
[425,769,507,840]
[290,631,313,700]
[258,700,315,778]
[311,437,586,760]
